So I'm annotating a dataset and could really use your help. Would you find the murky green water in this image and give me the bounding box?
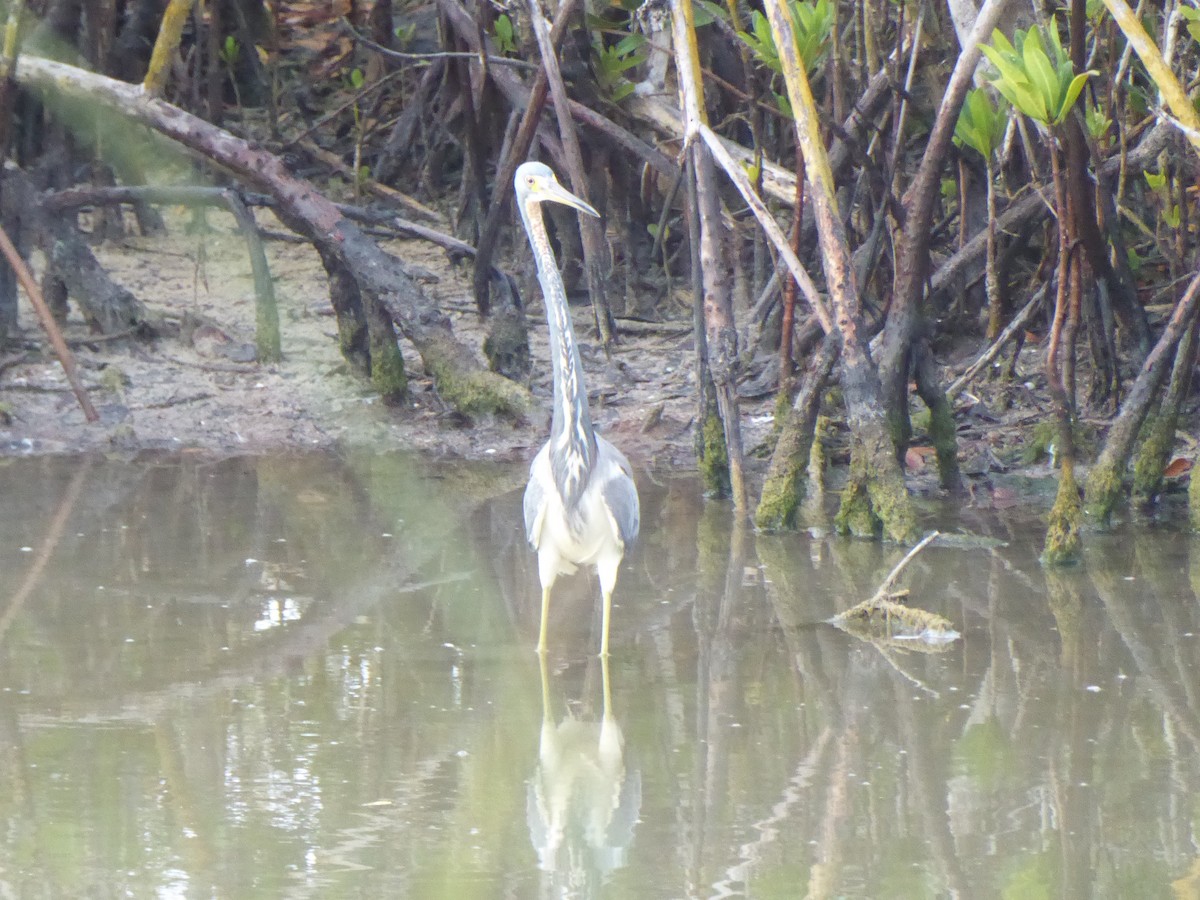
[1,453,1198,897]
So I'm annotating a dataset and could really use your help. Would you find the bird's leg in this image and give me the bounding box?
[599,586,613,658]
[600,651,613,721]
[537,584,552,654]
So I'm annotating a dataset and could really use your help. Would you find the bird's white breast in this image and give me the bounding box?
[527,443,624,576]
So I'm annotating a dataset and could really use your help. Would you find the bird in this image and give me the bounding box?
[514,161,640,657]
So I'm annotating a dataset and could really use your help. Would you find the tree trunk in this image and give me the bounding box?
[1084,266,1200,522]
[763,0,915,541]
[756,334,838,529]
[1132,314,1199,500]
[878,0,1015,460]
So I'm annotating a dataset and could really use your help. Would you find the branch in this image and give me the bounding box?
[0,223,97,422]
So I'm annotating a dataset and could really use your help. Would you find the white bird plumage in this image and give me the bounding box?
[514,161,640,656]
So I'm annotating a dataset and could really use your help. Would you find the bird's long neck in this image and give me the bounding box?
[521,199,597,508]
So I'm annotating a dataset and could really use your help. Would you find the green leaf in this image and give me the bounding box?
[1055,71,1094,125]
[1021,31,1059,121]
[1085,103,1111,141]
[493,13,517,54]
[772,89,793,119]
[1182,6,1200,42]
[611,81,636,102]
[615,32,647,55]
[694,0,727,27]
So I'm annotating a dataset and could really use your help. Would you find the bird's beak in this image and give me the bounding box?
[542,179,600,218]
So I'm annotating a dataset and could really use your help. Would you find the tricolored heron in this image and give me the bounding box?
[515,161,640,657]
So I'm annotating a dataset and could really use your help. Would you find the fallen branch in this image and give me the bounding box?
[46,184,481,264]
[15,53,529,417]
[946,286,1046,399]
[829,531,960,645]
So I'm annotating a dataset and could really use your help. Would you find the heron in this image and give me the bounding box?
[515,161,640,657]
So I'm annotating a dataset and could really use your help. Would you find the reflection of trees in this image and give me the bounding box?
[7,460,1200,895]
[0,453,537,896]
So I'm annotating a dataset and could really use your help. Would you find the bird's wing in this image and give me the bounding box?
[524,448,550,549]
[599,440,640,549]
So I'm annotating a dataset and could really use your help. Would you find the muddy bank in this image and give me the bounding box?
[1,209,1187,519]
[0,212,738,470]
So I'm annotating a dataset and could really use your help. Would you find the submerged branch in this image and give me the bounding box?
[829,531,960,646]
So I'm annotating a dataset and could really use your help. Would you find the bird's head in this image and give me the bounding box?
[515,162,600,218]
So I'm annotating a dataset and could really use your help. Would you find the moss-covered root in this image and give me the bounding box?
[755,406,814,531]
[800,415,829,522]
[927,392,963,492]
[834,436,918,543]
[867,474,918,543]
[834,473,880,537]
[755,460,802,530]
[370,340,408,403]
[1043,464,1083,566]
[1131,413,1170,500]
[698,408,731,499]
[1191,463,1200,532]
[255,295,282,364]
[424,342,531,418]
[1083,455,1122,527]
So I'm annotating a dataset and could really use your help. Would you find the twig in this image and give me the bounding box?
[947,288,1046,399]
[0,224,98,421]
[871,529,940,601]
[296,138,443,222]
[339,16,540,71]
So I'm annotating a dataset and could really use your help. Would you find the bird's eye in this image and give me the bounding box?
[526,175,535,186]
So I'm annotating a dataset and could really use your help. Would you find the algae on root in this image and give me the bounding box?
[1191,463,1200,532]
[834,434,917,543]
[834,473,880,537]
[698,408,731,498]
[370,339,408,403]
[927,390,962,491]
[1042,463,1082,565]
[424,350,530,418]
[1131,412,1171,500]
[1083,453,1123,526]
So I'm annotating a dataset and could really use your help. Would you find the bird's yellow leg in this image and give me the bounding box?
[601,651,613,720]
[539,650,552,726]
[599,587,613,658]
[537,584,552,654]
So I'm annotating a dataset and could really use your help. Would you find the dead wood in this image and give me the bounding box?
[946,286,1046,399]
[296,137,443,224]
[2,167,149,337]
[14,53,529,417]
[829,531,959,645]
[46,184,480,265]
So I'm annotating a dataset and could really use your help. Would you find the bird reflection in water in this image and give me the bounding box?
[527,653,642,894]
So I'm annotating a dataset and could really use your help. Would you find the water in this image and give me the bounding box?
[1,452,1197,897]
